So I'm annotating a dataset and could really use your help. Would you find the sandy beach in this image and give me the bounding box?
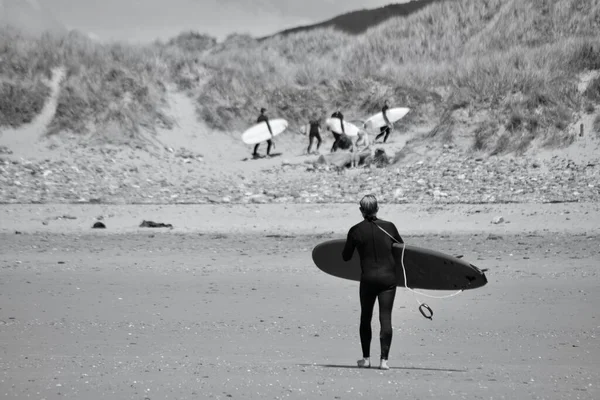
[2,3,600,397]
[1,203,599,399]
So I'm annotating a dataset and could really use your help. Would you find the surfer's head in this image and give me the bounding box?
[359,195,379,220]
[260,107,266,114]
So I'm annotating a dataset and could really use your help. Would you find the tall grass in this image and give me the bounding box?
[1,0,599,154]
[47,32,174,142]
[1,27,53,127]
[1,28,174,141]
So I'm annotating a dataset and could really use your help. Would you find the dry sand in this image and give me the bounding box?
[1,202,599,400]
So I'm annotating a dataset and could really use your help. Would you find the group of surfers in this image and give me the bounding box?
[251,100,398,159]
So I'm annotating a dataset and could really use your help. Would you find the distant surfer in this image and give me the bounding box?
[342,195,404,370]
[306,114,322,155]
[375,100,393,144]
[350,129,371,168]
[330,108,345,153]
[253,107,274,158]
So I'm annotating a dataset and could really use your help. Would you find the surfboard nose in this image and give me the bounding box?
[466,264,488,289]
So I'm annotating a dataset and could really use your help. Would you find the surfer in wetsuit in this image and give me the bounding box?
[330,108,345,153]
[375,100,393,144]
[253,107,274,158]
[307,114,322,154]
[342,194,404,370]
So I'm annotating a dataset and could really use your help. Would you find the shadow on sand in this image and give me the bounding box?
[297,364,467,372]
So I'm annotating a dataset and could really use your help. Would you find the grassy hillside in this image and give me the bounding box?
[195,0,600,153]
[1,27,174,145]
[1,0,599,155]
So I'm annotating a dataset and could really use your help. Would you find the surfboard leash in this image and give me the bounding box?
[375,224,464,320]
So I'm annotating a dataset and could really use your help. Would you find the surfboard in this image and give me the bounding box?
[241,119,288,145]
[311,239,487,291]
[364,107,410,130]
[325,118,360,137]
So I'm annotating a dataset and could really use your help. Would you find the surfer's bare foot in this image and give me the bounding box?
[357,358,370,368]
[379,359,389,370]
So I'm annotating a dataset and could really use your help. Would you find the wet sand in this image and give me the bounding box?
[1,203,599,399]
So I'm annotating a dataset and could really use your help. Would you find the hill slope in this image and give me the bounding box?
[260,0,440,38]
[1,0,599,158]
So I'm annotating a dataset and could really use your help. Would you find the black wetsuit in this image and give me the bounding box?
[342,217,403,360]
[307,120,322,153]
[375,104,391,143]
[254,114,273,156]
[330,111,345,152]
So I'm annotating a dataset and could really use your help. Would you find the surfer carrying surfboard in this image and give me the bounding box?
[375,100,394,144]
[253,108,274,158]
[342,195,404,370]
[330,108,345,152]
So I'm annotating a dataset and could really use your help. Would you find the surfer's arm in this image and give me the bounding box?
[390,224,403,244]
[265,119,274,137]
[382,106,391,126]
[342,229,356,261]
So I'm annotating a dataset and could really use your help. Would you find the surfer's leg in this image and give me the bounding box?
[266,139,273,156]
[308,135,314,154]
[316,133,322,150]
[378,287,397,361]
[331,133,340,152]
[359,282,377,359]
[376,127,386,142]
[253,143,260,156]
[383,127,391,143]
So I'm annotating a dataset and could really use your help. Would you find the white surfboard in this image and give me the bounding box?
[241,119,288,145]
[325,118,360,137]
[364,107,410,130]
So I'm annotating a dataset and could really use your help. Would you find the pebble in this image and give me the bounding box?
[0,147,598,204]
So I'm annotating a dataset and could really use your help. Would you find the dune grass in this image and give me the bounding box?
[191,0,600,154]
[0,27,53,127]
[0,80,50,127]
[1,28,173,143]
[1,0,599,155]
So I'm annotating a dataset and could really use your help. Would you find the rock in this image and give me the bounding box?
[0,146,13,155]
[92,222,106,229]
[316,150,372,168]
[139,220,173,228]
[491,216,504,224]
[370,149,390,168]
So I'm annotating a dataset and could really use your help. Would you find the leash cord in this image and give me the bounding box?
[374,224,464,319]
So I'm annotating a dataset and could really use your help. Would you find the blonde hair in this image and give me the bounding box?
[359,194,378,217]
